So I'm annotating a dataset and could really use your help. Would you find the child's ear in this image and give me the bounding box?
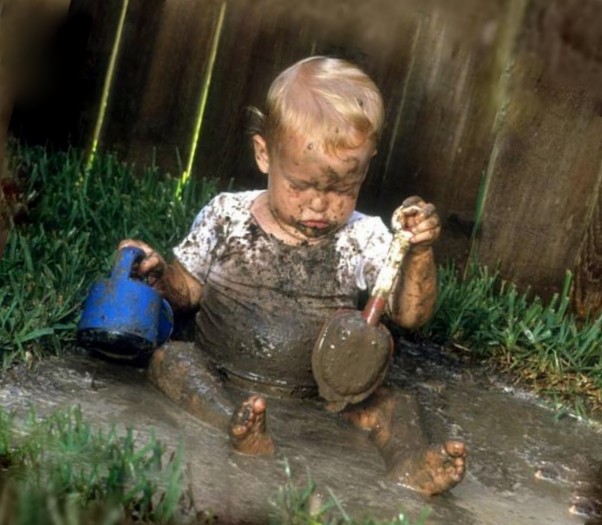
[252,135,270,174]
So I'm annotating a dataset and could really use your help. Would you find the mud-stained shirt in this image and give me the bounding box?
[173,191,392,392]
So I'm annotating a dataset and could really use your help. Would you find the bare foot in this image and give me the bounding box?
[390,440,466,496]
[229,395,274,456]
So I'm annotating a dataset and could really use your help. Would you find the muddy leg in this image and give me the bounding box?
[344,388,466,495]
[148,342,274,455]
[148,342,234,429]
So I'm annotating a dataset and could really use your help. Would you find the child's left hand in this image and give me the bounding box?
[394,196,441,253]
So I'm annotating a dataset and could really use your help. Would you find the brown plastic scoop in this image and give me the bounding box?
[311,207,417,409]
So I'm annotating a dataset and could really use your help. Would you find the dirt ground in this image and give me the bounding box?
[0,342,600,524]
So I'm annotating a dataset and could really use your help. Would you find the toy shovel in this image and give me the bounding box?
[311,207,416,409]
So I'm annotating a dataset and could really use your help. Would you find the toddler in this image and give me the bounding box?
[120,56,465,495]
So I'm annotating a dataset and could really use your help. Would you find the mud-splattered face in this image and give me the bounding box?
[253,132,376,241]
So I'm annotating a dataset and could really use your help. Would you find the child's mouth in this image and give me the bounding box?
[301,221,330,229]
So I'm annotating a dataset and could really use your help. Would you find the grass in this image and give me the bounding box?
[271,461,430,525]
[0,406,190,525]
[1,143,217,362]
[419,264,602,416]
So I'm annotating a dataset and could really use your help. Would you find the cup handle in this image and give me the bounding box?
[156,299,174,346]
[111,246,146,282]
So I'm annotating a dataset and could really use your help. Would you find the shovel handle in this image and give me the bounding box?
[361,207,417,326]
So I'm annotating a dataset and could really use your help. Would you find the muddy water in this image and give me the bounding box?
[0,343,600,525]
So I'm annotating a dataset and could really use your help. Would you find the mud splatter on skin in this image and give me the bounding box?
[286,160,363,201]
[288,196,358,239]
[299,137,365,188]
[320,165,362,195]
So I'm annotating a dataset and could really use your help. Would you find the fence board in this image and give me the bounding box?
[100,0,166,162]
[475,55,602,301]
[573,139,602,319]
[372,5,505,265]
[48,0,124,148]
[122,0,220,175]
[194,0,316,191]
[470,0,602,314]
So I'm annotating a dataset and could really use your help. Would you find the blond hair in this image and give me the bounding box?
[250,56,384,153]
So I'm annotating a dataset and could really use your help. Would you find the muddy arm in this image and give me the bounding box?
[388,247,437,330]
[156,260,204,312]
[385,198,439,330]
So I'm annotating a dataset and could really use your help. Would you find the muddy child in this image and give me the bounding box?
[120,56,466,495]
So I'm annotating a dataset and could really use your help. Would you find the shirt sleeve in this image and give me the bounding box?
[172,193,231,284]
[353,215,392,292]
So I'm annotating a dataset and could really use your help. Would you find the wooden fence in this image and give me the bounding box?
[6,0,602,318]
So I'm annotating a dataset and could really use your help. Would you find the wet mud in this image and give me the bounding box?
[0,343,600,524]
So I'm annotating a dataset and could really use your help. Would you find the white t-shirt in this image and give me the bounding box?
[173,191,393,391]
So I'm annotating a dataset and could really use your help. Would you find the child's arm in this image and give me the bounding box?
[118,239,203,311]
[388,197,440,329]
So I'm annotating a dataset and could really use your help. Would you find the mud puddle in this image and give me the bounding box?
[0,343,600,524]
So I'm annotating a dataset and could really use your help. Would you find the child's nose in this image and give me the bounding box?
[308,192,328,213]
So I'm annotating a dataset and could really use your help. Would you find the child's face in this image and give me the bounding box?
[253,132,376,241]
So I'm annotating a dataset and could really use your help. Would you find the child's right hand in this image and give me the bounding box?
[118,239,166,286]
[393,196,441,253]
